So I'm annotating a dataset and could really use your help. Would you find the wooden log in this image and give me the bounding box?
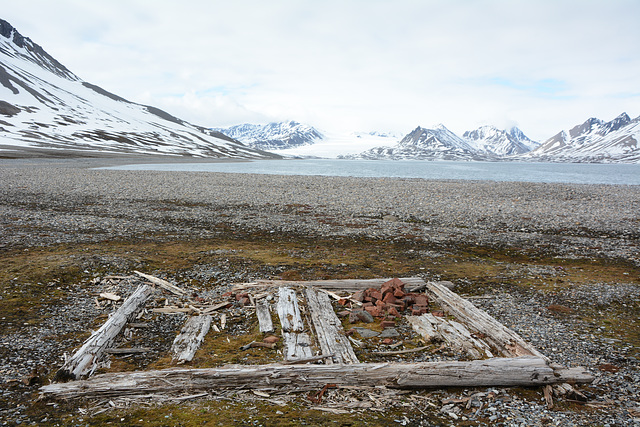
[40,356,593,400]
[256,299,274,334]
[303,287,358,364]
[134,271,187,296]
[171,315,212,364]
[425,281,549,361]
[406,315,442,343]
[256,277,427,292]
[105,348,151,354]
[55,285,153,380]
[276,287,304,332]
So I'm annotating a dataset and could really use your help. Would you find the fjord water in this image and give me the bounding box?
[103,159,640,185]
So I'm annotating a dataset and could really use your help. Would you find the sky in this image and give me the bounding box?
[4,0,640,141]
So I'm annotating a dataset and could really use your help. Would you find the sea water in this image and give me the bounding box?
[102,159,640,185]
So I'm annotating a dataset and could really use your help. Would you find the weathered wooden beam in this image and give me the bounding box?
[255,277,426,292]
[171,315,212,364]
[282,332,313,360]
[40,356,593,400]
[303,287,358,364]
[255,299,274,334]
[276,287,304,333]
[425,281,549,361]
[134,271,187,296]
[55,285,153,380]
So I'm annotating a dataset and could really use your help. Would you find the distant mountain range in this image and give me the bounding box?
[211,121,323,150]
[0,19,276,158]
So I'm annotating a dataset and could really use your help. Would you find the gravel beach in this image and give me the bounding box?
[1,157,639,426]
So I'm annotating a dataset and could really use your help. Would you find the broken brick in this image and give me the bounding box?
[352,290,365,302]
[393,288,406,298]
[370,290,382,302]
[387,307,400,317]
[381,338,394,345]
[382,293,398,305]
[432,310,445,317]
[414,295,429,306]
[381,321,396,328]
[356,310,375,323]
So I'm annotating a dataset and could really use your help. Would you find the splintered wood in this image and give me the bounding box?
[171,315,212,364]
[276,287,312,360]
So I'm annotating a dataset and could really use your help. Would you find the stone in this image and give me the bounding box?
[353,327,379,338]
[263,335,279,344]
[356,310,375,323]
[379,328,400,338]
[381,338,394,345]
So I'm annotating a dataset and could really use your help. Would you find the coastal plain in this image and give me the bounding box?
[0,157,638,426]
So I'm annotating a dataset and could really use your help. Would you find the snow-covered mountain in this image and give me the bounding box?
[524,113,640,163]
[463,126,538,156]
[212,121,323,150]
[0,19,277,158]
[346,124,491,160]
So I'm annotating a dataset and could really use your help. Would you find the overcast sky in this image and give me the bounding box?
[4,0,640,140]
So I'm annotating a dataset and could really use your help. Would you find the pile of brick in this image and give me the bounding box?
[345,278,429,323]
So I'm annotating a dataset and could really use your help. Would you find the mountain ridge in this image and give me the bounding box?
[0,19,276,159]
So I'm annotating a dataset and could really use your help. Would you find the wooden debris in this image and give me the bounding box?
[99,292,121,302]
[151,307,193,314]
[281,354,335,365]
[255,299,274,334]
[304,287,358,364]
[200,301,232,314]
[41,356,593,400]
[171,315,212,364]
[55,285,153,380]
[425,281,549,361]
[371,346,430,356]
[134,271,187,296]
[239,342,277,351]
[257,277,426,292]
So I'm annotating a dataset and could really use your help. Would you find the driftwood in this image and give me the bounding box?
[171,315,212,364]
[304,287,358,364]
[425,281,548,360]
[134,271,187,296]
[105,348,151,354]
[40,356,593,400]
[276,287,312,360]
[255,299,274,334]
[56,285,153,380]
[257,277,425,292]
[408,314,493,359]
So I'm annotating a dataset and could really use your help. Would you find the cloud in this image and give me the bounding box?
[3,0,640,140]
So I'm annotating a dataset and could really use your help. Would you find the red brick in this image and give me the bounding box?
[432,310,445,317]
[380,282,394,296]
[381,320,396,328]
[393,288,406,298]
[338,298,348,306]
[365,306,383,317]
[402,295,416,305]
[381,338,394,345]
[375,300,386,310]
[387,307,400,317]
[411,308,421,316]
[382,293,397,305]
[414,295,429,306]
[370,291,382,302]
[362,302,374,308]
[337,310,350,318]
[236,293,249,301]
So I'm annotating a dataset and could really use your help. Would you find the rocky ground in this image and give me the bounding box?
[0,157,639,426]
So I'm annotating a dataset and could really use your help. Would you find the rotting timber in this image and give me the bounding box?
[40,277,593,400]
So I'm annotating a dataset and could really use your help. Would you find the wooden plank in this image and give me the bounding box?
[276,287,304,332]
[41,356,593,400]
[55,285,153,380]
[303,287,358,364]
[282,332,313,360]
[425,281,548,361]
[255,299,274,334]
[406,315,442,343]
[256,277,427,292]
[171,315,212,364]
[134,271,187,296]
